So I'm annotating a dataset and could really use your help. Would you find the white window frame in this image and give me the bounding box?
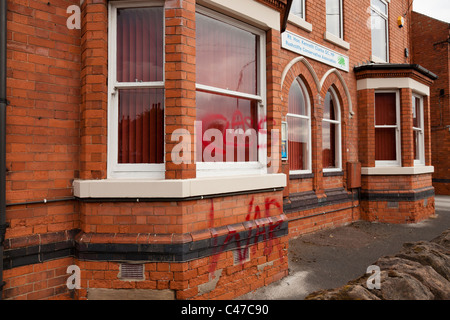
[288,0,313,32]
[370,0,389,63]
[413,94,425,166]
[323,87,342,173]
[287,78,312,175]
[107,1,166,179]
[195,6,267,178]
[374,90,401,167]
[291,0,305,20]
[326,0,344,39]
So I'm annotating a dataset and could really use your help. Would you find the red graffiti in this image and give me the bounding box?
[208,196,285,276]
[199,112,277,154]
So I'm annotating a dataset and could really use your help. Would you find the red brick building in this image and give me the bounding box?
[0,0,437,300]
[411,11,450,195]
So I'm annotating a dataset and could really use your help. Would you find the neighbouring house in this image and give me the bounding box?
[412,11,450,195]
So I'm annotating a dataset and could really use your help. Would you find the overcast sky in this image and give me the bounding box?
[413,0,450,23]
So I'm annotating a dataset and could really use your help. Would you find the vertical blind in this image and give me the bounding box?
[196,13,257,95]
[116,7,164,164]
[117,7,163,82]
[375,92,397,161]
[118,89,164,164]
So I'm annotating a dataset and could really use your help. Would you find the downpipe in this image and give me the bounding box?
[0,0,9,300]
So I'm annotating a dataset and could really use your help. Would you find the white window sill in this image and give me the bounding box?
[371,55,388,64]
[73,174,287,199]
[288,14,312,33]
[324,31,350,50]
[362,166,434,176]
[290,170,312,176]
[323,168,343,173]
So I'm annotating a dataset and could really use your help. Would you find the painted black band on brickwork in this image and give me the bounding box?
[76,222,288,263]
[289,173,314,180]
[433,179,450,184]
[284,188,357,213]
[3,240,75,270]
[3,222,289,270]
[360,187,435,202]
[323,171,345,177]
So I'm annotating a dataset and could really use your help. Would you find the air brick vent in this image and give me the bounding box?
[119,263,145,280]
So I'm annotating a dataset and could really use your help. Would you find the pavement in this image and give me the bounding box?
[237,196,450,300]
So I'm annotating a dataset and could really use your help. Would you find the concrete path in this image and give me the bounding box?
[237,196,450,300]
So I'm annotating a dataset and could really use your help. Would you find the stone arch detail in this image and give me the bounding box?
[319,68,354,118]
[281,56,320,99]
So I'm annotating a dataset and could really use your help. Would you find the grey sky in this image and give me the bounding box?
[413,0,450,23]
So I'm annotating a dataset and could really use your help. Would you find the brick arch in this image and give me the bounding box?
[319,68,353,119]
[281,56,320,105]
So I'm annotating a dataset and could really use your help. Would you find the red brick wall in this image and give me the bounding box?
[73,235,288,301]
[80,191,284,235]
[164,0,197,180]
[6,0,80,208]
[279,0,414,232]
[361,173,435,223]
[2,257,73,300]
[79,0,107,180]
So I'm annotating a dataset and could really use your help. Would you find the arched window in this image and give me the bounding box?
[287,78,311,173]
[322,88,342,170]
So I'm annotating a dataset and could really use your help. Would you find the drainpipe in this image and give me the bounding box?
[281,0,293,33]
[0,0,8,300]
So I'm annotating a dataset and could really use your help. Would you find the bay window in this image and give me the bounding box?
[375,91,400,166]
[108,3,165,179]
[195,7,266,176]
[287,78,311,173]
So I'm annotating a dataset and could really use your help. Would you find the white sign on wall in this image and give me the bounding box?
[281,31,350,72]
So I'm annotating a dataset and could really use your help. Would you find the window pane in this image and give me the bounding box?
[413,97,421,129]
[288,117,309,171]
[375,92,396,126]
[291,0,304,18]
[323,91,338,168]
[326,0,341,37]
[371,0,387,15]
[117,7,164,82]
[371,11,387,61]
[414,131,421,161]
[323,91,336,121]
[196,12,258,95]
[196,91,258,162]
[323,121,337,168]
[288,80,307,116]
[375,128,396,161]
[118,89,164,164]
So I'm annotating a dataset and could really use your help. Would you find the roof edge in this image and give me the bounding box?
[354,63,438,81]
